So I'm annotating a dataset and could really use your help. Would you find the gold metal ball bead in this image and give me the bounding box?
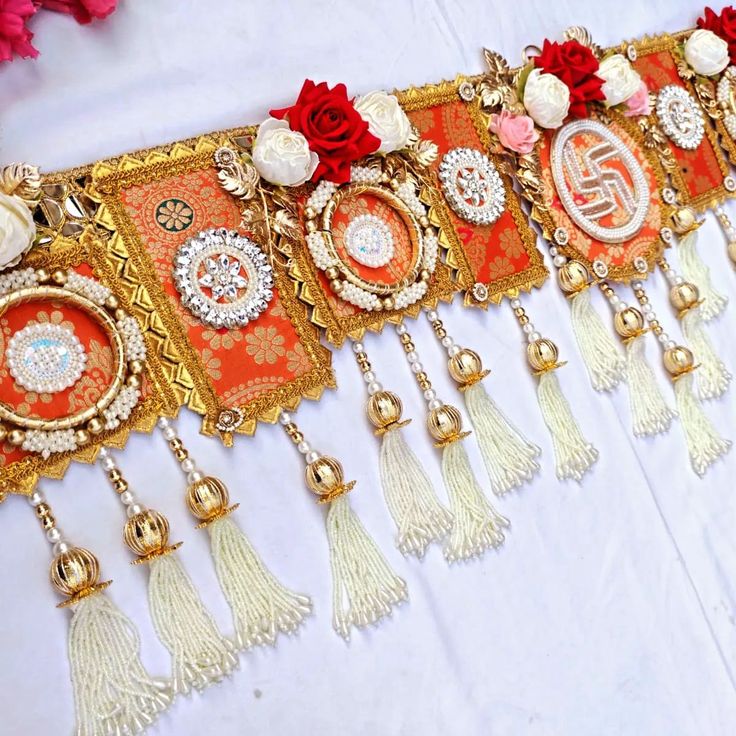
[383,297,395,311]
[126,374,142,389]
[728,241,736,264]
[325,266,339,281]
[186,476,230,522]
[447,348,483,386]
[128,359,144,375]
[305,456,344,497]
[557,260,590,294]
[526,338,559,373]
[669,281,700,312]
[35,268,50,283]
[614,307,645,339]
[123,509,171,557]
[50,547,100,598]
[427,404,463,442]
[87,417,104,435]
[419,269,431,282]
[74,429,90,446]
[7,429,25,447]
[51,269,68,286]
[671,207,698,235]
[0,424,7,443]
[366,390,403,429]
[664,345,695,377]
[104,295,119,310]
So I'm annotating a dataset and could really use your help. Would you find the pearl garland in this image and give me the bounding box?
[306,181,338,215]
[717,67,736,139]
[66,272,112,306]
[22,429,78,459]
[0,267,38,295]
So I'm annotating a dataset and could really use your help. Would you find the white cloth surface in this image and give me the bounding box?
[2,1,736,734]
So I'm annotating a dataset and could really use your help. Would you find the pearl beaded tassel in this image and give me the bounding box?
[394,324,509,561]
[631,282,731,476]
[660,260,731,400]
[555,257,625,392]
[677,227,728,321]
[157,419,312,650]
[280,412,407,640]
[98,448,238,695]
[510,298,598,481]
[352,341,453,557]
[28,489,172,736]
[599,282,675,437]
[425,309,540,495]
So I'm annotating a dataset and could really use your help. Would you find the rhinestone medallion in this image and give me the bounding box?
[438,147,506,226]
[655,85,704,150]
[173,229,273,329]
[344,214,395,268]
[7,323,87,394]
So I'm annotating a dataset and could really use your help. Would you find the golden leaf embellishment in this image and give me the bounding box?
[0,163,41,206]
[563,26,602,56]
[676,58,695,81]
[483,48,510,80]
[273,208,300,241]
[214,146,259,200]
[414,139,439,167]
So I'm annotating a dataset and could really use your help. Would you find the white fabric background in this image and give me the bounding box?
[2,2,736,734]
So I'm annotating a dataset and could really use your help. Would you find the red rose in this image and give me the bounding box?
[535,39,605,118]
[698,6,736,63]
[0,0,38,62]
[38,0,116,25]
[271,80,380,184]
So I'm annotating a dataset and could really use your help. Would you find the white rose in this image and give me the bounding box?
[252,117,319,187]
[685,29,729,76]
[522,69,571,129]
[598,54,642,106]
[0,191,35,270]
[354,90,412,153]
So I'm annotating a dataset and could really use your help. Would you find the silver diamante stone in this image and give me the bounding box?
[655,85,705,150]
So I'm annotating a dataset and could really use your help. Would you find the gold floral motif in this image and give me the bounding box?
[245,325,286,365]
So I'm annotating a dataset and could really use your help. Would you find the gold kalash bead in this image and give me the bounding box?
[614,306,646,340]
[186,476,238,526]
[526,338,560,373]
[671,207,701,235]
[124,508,181,562]
[669,281,700,314]
[50,546,111,607]
[427,404,467,445]
[663,345,696,378]
[447,348,487,388]
[305,456,354,502]
[366,390,404,431]
[728,241,736,265]
[557,260,590,295]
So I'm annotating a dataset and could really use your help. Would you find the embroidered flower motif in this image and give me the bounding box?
[286,343,310,374]
[200,348,222,380]
[498,228,526,259]
[0,0,38,63]
[245,325,286,365]
[155,199,194,232]
[486,255,515,279]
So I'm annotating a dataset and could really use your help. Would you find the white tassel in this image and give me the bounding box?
[379,427,453,556]
[569,289,625,391]
[678,230,728,321]
[624,335,676,436]
[326,495,408,640]
[68,593,172,736]
[147,553,238,694]
[536,371,598,481]
[207,516,312,649]
[441,440,509,562]
[681,308,732,400]
[673,372,731,476]
[462,381,540,494]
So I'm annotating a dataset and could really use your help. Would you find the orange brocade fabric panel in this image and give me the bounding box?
[634,49,724,200]
[119,168,317,409]
[407,99,532,283]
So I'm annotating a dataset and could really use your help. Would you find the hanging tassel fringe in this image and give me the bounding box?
[441,440,509,562]
[326,495,408,640]
[462,381,540,495]
[681,308,732,400]
[208,516,312,649]
[678,231,728,321]
[69,592,172,736]
[536,371,598,481]
[379,427,453,557]
[148,553,238,694]
[624,335,676,436]
[569,288,625,391]
[673,372,731,476]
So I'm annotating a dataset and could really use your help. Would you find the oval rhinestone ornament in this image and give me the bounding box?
[438,147,506,226]
[655,85,704,150]
[551,118,650,244]
[173,229,274,329]
[7,323,87,394]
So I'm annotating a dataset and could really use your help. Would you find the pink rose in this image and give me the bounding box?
[624,81,651,117]
[489,110,540,154]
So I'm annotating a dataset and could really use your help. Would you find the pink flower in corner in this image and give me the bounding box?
[624,81,651,118]
[489,110,540,154]
[0,0,38,62]
[39,0,116,25]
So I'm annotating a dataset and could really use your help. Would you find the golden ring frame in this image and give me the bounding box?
[91,134,335,440]
[0,233,177,496]
[0,283,126,431]
[319,183,425,297]
[616,32,734,213]
[397,76,548,308]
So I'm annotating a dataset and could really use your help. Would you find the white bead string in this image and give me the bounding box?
[279,411,322,465]
[350,340,385,397]
[98,447,146,518]
[631,280,677,352]
[394,323,444,411]
[509,296,543,344]
[28,488,72,556]
[156,418,205,484]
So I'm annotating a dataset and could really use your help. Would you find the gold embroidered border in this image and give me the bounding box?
[91,137,335,439]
